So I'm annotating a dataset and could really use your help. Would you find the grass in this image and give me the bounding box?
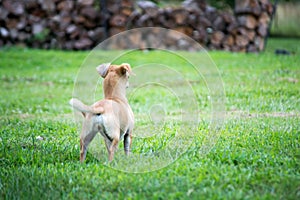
[0,38,299,199]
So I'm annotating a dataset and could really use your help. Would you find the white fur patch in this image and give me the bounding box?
[94,115,104,124]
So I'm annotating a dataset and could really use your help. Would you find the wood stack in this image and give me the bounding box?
[107,0,273,52]
[234,0,273,52]
[0,0,106,50]
[104,27,203,51]
[0,0,274,52]
[107,0,135,36]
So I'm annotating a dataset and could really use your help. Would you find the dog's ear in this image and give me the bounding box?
[96,63,111,78]
[120,63,135,76]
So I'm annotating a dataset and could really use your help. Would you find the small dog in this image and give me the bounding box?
[70,63,134,162]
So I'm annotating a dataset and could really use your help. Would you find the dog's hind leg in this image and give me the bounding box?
[80,121,97,162]
[124,130,132,156]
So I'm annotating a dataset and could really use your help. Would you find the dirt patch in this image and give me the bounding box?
[277,77,299,83]
[1,113,75,122]
[227,110,300,119]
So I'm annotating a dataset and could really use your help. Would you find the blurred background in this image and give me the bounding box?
[157,0,300,37]
[0,0,299,51]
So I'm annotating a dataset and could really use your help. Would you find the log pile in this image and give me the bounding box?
[107,0,134,36]
[234,0,273,52]
[0,0,106,50]
[103,27,203,51]
[0,0,274,52]
[107,0,273,52]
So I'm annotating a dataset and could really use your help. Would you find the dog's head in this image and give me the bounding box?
[96,63,133,89]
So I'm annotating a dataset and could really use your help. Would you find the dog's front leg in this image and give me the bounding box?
[104,137,119,162]
[109,138,119,161]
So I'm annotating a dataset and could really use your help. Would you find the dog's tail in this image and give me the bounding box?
[69,98,104,115]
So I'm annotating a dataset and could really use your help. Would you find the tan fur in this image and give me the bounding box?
[70,63,134,162]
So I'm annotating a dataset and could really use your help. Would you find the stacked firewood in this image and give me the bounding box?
[0,0,105,50]
[0,0,273,52]
[107,0,135,36]
[234,0,273,52]
[111,0,273,52]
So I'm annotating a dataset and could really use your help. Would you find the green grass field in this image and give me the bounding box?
[0,38,299,199]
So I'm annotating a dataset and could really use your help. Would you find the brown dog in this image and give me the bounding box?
[70,63,134,162]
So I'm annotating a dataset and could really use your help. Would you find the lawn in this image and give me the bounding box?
[0,38,299,199]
